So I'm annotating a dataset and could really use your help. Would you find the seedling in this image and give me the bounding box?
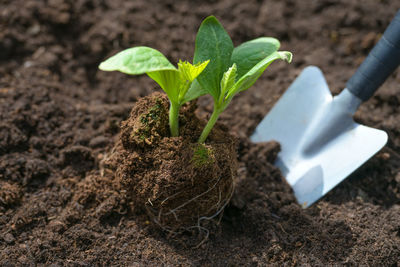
[99,15,292,143]
[99,47,209,137]
[99,16,292,236]
[193,16,292,143]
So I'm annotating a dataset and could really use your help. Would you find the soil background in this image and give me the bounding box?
[1,0,400,265]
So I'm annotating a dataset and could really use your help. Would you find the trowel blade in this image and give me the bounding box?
[251,66,388,207]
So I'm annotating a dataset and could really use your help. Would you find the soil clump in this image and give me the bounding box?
[106,93,237,232]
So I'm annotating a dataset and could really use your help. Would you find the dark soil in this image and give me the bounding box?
[1,0,400,265]
[108,92,236,232]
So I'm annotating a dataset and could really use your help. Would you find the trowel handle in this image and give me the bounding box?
[347,10,400,102]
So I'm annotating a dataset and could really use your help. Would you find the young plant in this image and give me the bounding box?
[99,47,209,137]
[192,16,292,143]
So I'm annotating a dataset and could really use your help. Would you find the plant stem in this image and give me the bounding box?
[198,105,221,143]
[169,101,180,137]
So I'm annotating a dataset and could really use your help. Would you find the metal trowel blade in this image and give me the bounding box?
[251,66,387,207]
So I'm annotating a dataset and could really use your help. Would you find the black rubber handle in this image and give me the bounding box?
[347,10,400,102]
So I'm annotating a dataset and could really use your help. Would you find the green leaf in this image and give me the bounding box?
[194,16,234,101]
[178,60,210,82]
[99,46,176,74]
[147,70,181,103]
[231,37,281,79]
[176,60,210,103]
[182,80,207,103]
[226,51,292,100]
[99,46,183,102]
[219,63,237,104]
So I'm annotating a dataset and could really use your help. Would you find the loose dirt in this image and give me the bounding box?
[1,0,399,265]
[107,92,236,233]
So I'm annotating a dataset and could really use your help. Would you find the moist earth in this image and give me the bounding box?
[106,92,236,232]
[1,0,400,265]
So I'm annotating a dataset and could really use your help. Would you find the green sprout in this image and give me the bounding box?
[98,15,292,143]
[193,16,292,143]
[99,47,209,137]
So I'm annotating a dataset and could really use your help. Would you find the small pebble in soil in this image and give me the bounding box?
[3,233,15,244]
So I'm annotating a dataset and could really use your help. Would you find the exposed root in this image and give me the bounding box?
[145,175,235,246]
[106,93,238,245]
[99,144,118,177]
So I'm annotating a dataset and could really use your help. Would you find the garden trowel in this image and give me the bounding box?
[251,10,400,208]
